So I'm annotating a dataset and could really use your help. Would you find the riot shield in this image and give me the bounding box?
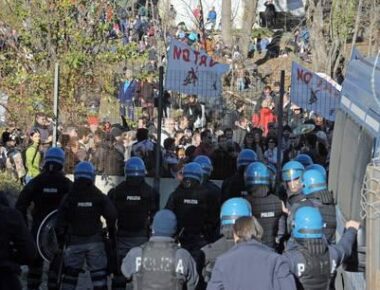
[36,209,60,262]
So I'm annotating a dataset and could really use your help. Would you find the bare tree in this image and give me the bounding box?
[306,0,329,72]
[368,0,380,56]
[239,0,257,58]
[350,0,363,59]
[221,0,233,47]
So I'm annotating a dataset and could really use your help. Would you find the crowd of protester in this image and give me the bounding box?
[0,82,333,185]
[0,2,353,290]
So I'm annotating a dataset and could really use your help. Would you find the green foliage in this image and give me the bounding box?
[0,171,23,206]
[251,27,273,38]
[332,0,358,40]
[0,0,148,127]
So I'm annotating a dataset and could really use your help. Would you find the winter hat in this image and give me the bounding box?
[152,209,177,237]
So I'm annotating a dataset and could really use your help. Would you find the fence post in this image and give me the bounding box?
[154,66,164,193]
[52,63,59,148]
[276,70,285,190]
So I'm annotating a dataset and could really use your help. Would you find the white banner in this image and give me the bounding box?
[290,62,341,120]
[164,39,229,102]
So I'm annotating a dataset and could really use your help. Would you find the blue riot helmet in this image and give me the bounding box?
[282,161,304,182]
[194,155,213,179]
[237,149,257,169]
[44,147,65,169]
[282,161,305,194]
[182,162,203,188]
[44,147,65,165]
[124,157,146,178]
[220,198,252,225]
[292,206,325,239]
[294,154,314,167]
[244,162,271,187]
[301,169,327,196]
[266,163,277,190]
[74,161,95,181]
[306,164,327,180]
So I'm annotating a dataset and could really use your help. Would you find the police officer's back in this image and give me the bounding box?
[108,157,159,290]
[165,162,215,249]
[283,206,359,290]
[207,216,296,290]
[121,209,199,290]
[0,191,37,290]
[194,155,221,242]
[201,198,251,283]
[15,147,72,290]
[244,162,285,249]
[16,147,72,232]
[299,167,336,243]
[221,149,257,203]
[55,161,117,290]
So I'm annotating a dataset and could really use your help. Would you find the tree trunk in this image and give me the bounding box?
[350,0,363,59]
[239,0,257,58]
[307,0,329,72]
[222,0,233,47]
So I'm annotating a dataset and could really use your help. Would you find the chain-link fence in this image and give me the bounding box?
[360,164,380,220]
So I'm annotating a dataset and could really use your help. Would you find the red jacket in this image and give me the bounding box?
[252,108,277,136]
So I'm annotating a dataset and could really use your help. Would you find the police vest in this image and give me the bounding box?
[66,189,104,237]
[113,181,154,235]
[298,246,331,290]
[29,172,72,225]
[134,241,184,290]
[246,194,283,248]
[317,203,336,244]
[173,186,209,237]
[308,190,337,244]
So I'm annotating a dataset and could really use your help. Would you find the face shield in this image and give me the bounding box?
[286,177,302,194]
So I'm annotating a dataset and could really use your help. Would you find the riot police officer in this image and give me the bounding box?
[201,197,251,282]
[306,164,326,179]
[108,157,159,290]
[16,147,72,290]
[283,206,359,290]
[194,155,221,242]
[294,153,313,167]
[55,161,117,290]
[0,191,37,290]
[165,162,217,289]
[281,160,305,208]
[221,149,257,202]
[244,162,285,249]
[121,209,199,290]
[299,168,336,243]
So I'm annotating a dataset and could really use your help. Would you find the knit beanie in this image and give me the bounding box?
[152,209,177,237]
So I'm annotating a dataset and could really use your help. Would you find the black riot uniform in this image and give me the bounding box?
[246,185,285,249]
[55,172,117,290]
[16,166,72,290]
[165,182,216,250]
[165,181,216,289]
[302,190,336,244]
[202,180,221,242]
[107,177,159,290]
[221,169,246,203]
[220,149,258,203]
[284,228,358,290]
[0,191,37,290]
